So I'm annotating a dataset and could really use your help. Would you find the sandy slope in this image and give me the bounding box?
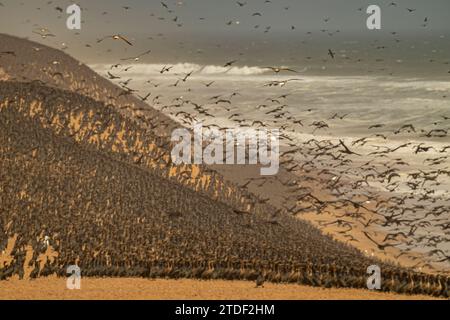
[0,278,439,300]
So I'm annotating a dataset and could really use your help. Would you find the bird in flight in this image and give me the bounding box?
[264,79,302,87]
[363,232,398,251]
[328,49,335,59]
[107,71,121,80]
[203,81,215,87]
[160,65,174,74]
[33,28,55,39]
[263,66,304,74]
[224,60,238,67]
[138,92,152,102]
[120,49,151,61]
[339,140,361,156]
[97,34,133,46]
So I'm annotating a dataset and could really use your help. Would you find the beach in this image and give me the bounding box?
[0,277,439,300]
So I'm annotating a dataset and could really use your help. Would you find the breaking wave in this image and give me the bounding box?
[90,62,268,77]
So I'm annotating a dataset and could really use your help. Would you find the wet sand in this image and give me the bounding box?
[0,278,439,300]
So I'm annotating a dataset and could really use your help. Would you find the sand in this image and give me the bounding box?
[0,278,439,300]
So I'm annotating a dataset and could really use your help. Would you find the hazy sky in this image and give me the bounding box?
[0,0,449,68]
[1,0,449,33]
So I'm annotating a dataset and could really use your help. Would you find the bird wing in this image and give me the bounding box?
[282,68,299,73]
[118,35,133,46]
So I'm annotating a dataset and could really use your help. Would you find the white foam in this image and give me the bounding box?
[90,62,268,77]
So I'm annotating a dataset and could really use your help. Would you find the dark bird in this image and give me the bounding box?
[138,92,152,101]
[339,140,361,156]
[160,65,174,74]
[255,274,265,288]
[363,232,399,251]
[107,71,121,80]
[203,81,215,87]
[328,49,335,59]
[368,124,384,129]
[224,60,238,67]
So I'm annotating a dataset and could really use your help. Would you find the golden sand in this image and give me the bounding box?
[0,278,439,300]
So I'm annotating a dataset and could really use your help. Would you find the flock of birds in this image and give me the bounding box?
[145,77,450,272]
[93,2,450,274]
[0,0,449,296]
[0,80,448,298]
